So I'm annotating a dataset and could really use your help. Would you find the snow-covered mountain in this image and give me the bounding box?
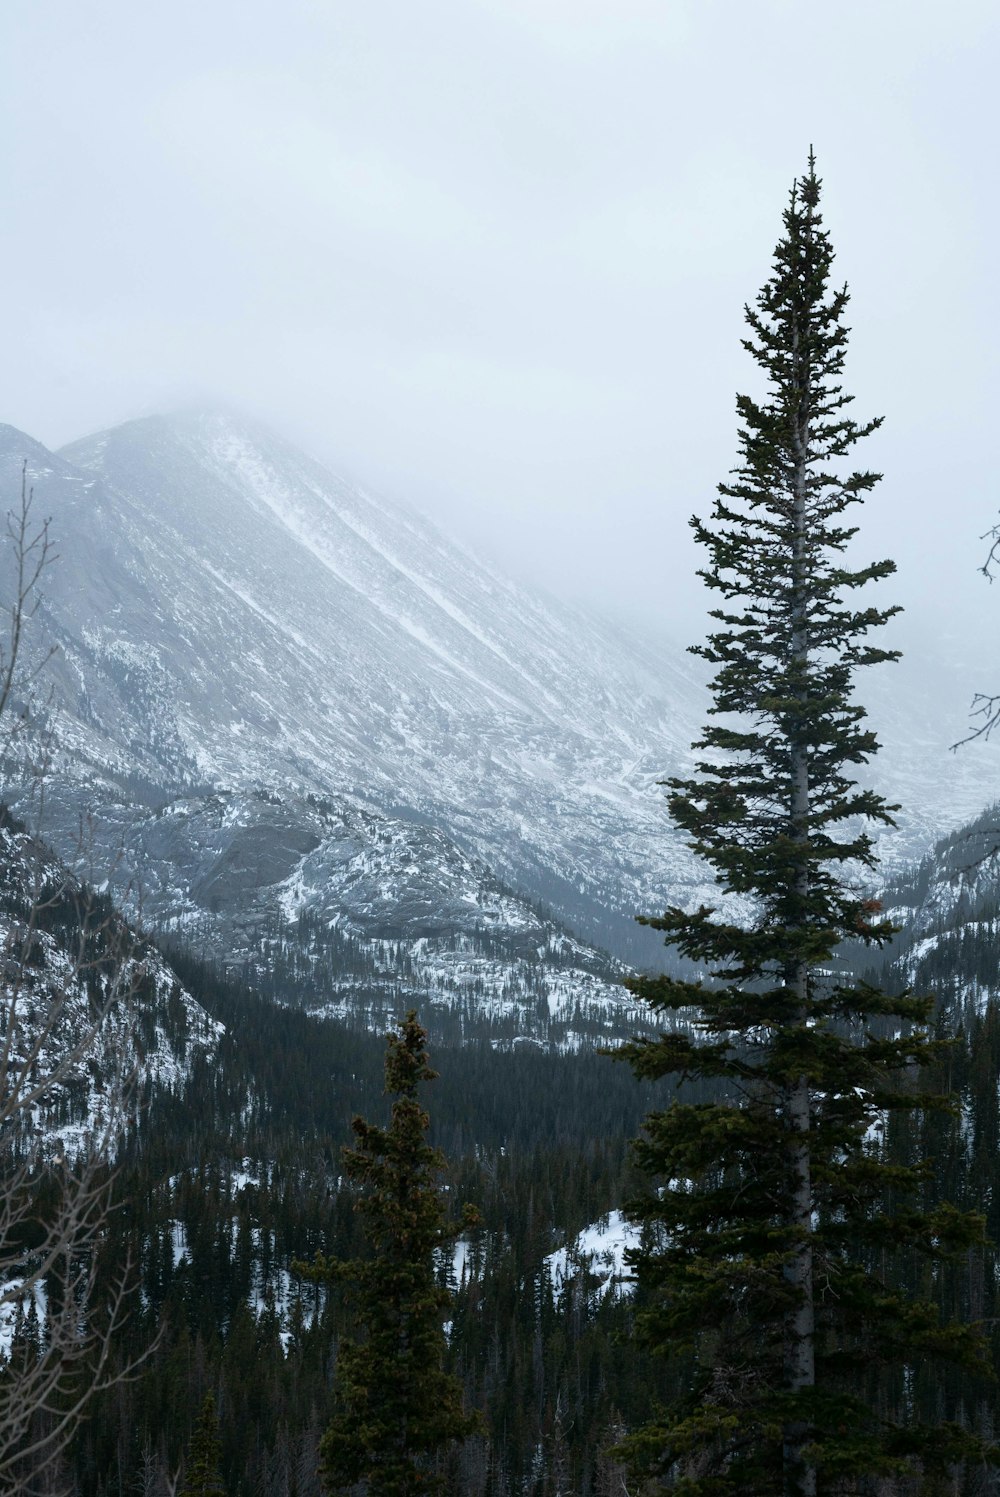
[1,410,707,965]
[76,785,646,1046]
[0,805,220,1154]
[870,802,1000,1025]
[0,408,994,1026]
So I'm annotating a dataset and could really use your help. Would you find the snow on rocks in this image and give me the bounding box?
[0,809,221,1157]
[543,1210,641,1305]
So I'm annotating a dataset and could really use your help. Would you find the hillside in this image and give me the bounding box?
[0,803,220,1150]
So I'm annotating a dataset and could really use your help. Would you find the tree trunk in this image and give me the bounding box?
[784,354,816,1497]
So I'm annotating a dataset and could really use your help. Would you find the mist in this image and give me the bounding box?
[2,0,997,691]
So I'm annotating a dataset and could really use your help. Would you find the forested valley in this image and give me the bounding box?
[35,834,1000,1496]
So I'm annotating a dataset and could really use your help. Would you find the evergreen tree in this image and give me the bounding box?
[180,1392,225,1497]
[299,1011,480,1495]
[618,155,996,1496]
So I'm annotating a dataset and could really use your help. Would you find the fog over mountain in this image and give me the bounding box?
[3,1,997,649]
[0,408,993,1021]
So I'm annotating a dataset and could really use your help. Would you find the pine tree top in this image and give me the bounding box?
[294,1010,481,1495]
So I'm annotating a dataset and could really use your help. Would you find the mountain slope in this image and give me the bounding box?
[0,409,994,1000]
[868,802,1000,1024]
[5,410,709,968]
[109,786,646,1046]
[0,805,220,1152]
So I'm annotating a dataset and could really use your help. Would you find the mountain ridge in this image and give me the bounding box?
[5,409,709,974]
[0,406,995,1027]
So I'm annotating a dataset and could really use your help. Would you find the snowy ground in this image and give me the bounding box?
[544,1211,641,1304]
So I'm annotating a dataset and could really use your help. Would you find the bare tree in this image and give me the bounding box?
[954,510,1000,747]
[0,464,55,732]
[0,461,146,1493]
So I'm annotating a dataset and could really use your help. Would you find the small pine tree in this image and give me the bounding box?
[180,1392,225,1497]
[299,1011,480,1496]
[618,155,997,1495]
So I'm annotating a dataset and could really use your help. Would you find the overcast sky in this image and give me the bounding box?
[2,0,998,662]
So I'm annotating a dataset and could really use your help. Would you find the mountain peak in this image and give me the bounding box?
[0,421,66,465]
[3,409,992,987]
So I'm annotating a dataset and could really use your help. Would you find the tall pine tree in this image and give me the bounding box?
[618,155,995,1496]
[298,1011,480,1496]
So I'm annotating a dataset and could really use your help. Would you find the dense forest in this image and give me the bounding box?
[70,952,663,1495]
[14,831,989,1496]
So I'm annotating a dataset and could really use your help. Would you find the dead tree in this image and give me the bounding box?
[0,460,146,1494]
[954,510,1000,748]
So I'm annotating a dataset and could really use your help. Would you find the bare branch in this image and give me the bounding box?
[952,691,1000,751]
[952,512,1000,751]
[0,463,56,737]
[0,458,150,1492]
[980,512,1000,582]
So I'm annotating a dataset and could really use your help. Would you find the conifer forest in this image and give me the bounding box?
[2,75,1000,1497]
